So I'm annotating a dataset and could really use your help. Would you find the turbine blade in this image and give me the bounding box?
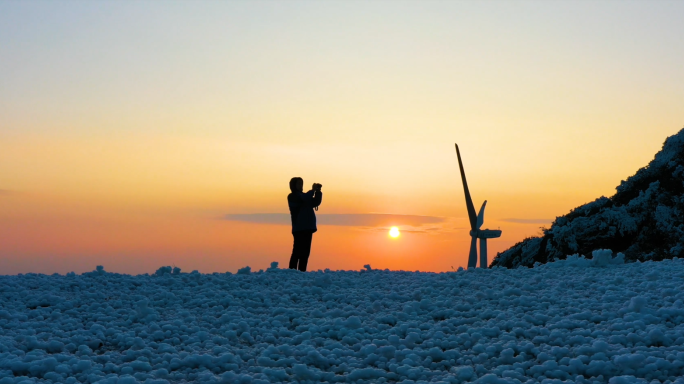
[468,236,478,269]
[476,200,487,229]
[455,144,478,230]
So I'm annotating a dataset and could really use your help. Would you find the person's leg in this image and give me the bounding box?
[297,232,313,272]
[289,233,300,270]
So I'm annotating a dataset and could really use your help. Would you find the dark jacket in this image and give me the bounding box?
[288,190,322,233]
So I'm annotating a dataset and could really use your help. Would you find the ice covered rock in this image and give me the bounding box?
[2,261,684,383]
[493,128,684,268]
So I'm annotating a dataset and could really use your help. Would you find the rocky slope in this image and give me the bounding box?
[491,128,684,268]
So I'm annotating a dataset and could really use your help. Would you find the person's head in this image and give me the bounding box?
[289,177,303,192]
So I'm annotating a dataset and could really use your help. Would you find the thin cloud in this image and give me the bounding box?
[320,214,443,227]
[499,218,553,224]
[224,213,291,225]
[224,213,445,227]
[224,213,465,235]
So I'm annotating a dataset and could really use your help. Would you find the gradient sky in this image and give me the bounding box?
[1,1,683,274]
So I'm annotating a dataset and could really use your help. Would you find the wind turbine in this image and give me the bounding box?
[455,144,502,269]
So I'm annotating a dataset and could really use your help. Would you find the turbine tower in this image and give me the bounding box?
[455,144,502,268]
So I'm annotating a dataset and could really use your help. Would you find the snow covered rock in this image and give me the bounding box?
[2,260,684,383]
[492,128,684,268]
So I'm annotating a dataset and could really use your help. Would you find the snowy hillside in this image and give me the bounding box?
[492,128,684,268]
[3,258,684,384]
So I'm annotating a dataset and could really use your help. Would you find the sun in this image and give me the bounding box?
[389,226,400,238]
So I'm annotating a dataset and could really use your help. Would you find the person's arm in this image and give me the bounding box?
[312,190,322,208]
[297,190,315,204]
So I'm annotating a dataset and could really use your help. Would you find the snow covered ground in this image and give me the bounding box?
[2,253,684,384]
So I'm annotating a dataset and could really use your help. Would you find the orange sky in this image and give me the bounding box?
[1,1,683,274]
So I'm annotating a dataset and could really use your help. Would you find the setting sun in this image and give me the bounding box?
[389,227,400,238]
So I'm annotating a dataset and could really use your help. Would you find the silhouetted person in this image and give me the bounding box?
[288,177,322,272]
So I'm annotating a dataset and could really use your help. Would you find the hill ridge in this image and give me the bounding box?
[491,127,684,268]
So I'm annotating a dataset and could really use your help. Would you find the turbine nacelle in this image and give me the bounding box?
[469,229,502,239]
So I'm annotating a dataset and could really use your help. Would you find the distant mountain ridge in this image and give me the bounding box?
[491,128,684,268]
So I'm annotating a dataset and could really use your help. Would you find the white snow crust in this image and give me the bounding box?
[2,257,684,384]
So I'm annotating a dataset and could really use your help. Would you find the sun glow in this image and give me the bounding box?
[389,227,400,238]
